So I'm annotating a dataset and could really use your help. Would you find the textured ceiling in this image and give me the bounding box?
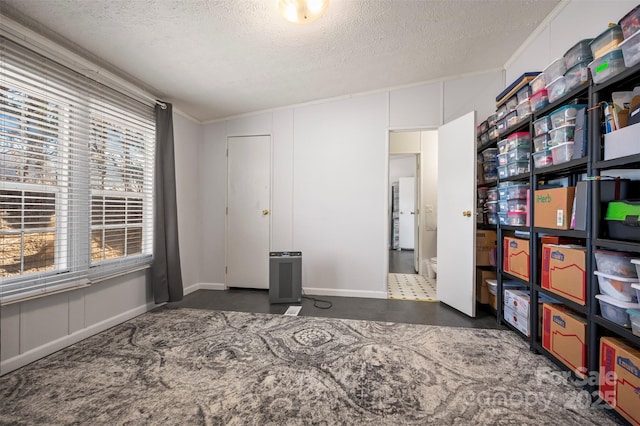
[0,0,561,122]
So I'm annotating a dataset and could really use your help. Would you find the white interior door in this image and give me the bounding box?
[227,135,271,289]
[398,177,415,249]
[437,111,476,317]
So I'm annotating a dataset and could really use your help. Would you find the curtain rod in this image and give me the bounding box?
[0,14,166,109]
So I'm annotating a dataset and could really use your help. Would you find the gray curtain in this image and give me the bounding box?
[152,103,184,303]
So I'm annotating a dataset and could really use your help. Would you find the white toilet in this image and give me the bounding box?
[426,257,437,279]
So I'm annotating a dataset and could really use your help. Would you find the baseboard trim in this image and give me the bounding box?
[303,287,388,299]
[1,301,159,375]
[183,282,226,296]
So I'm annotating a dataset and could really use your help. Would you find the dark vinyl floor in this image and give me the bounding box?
[168,288,504,330]
[388,249,416,274]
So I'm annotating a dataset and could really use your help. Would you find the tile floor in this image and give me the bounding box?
[387,273,438,301]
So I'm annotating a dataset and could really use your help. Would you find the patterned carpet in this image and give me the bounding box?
[0,308,618,425]
[387,273,438,301]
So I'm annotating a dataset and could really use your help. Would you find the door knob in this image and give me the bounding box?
[410,211,415,215]
[462,210,471,217]
[262,209,269,215]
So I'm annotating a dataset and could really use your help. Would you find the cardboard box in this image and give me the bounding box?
[476,230,497,266]
[504,305,529,336]
[489,292,497,310]
[541,244,587,305]
[504,289,532,319]
[600,337,640,426]
[534,187,576,230]
[476,270,496,304]
[503,237,530,281]
[542,304,587,378]
[604,121,640,160]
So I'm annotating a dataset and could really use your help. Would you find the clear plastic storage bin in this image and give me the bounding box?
[487,188,499,202]
[497,152,508,166]
[507,198,527,212]
[497,165,508,179]
[488,114,497,128]
[619,5,640,38]
[589,25,624,59]
[595,250,638,277]
[533,134,550,152]
[530,73,546,93]
[628,308,640,336]
[530,89,549,111]
[533,116,552,137]
[487,212,498,225]
[596,294,640,327]
[507,211,527,226]
[508,161,529,177]
[478,187,488,199]
[550,141,574,164]
[498,199,508,212]
[549,104,586,129]
[489,126,499,140]
[497,182,512,199]
[506,96,518,113]
[508,146,530,163]
[497,139,509,154]
[533,150,553,169]
[486,200,499,213]
[634,284,640,306]
[516,100,531,119]
[482,160,496,172]
[543,58,567,84]
[497,212,508,225]
[482,147,498,162]
[517,85,532,104]
[506,111,519,128]
[589,49,626,84]
[595,270,639,302]
[496,104,507,120]
[619,29,640,68]
[549,125,575,145]
[564,61,591,91]
[564,38,594,69]
[506,183,529,200]
[506,132,531,150]
[546,76,567,104]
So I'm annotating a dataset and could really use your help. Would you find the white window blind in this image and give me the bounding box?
[0,37,154,305]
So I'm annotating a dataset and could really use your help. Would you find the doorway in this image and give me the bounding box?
[387,130,438,301]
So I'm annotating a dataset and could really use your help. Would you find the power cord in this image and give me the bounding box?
[301,289,333,309]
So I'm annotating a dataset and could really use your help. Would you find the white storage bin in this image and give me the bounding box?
[549,124,575,145]
[596,294,640,328]
[486,279,497,295]
[549,104,586,129]
[595,270,639,302]
[530,73,546,93]
[596,250,638,277]
[619,29,640,67]
[543,58,566,85]
[546,76,567,104]
[634,284,640,304]
[533,150,553,169]
[533,116,551,137]
[550,141,574,164]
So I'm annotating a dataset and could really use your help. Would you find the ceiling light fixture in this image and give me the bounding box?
[277,0,329,24]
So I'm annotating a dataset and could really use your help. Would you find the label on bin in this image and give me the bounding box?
[595,62,609,74]
[556,209,564,227]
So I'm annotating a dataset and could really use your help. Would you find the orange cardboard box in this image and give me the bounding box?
[541,244,587,305]
[600,337,640,426]
[503,237,530,281]
[534,187,576,230]
[476,230,497,266]
[542,304,587,378]
[476,270,496,304]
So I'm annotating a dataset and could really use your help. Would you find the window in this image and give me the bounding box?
[0,37,154,304]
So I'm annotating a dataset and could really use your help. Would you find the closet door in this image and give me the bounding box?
[226,135,271,288]
[398,177,416,249]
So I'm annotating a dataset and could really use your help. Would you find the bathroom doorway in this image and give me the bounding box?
[387,130,438,301]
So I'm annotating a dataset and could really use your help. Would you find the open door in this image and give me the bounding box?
[436,111,476,317]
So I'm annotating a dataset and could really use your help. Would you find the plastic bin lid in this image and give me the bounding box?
[596,293,640,308]
[594,270,639,282]
[589,25,622,46]
[565,38,594,54]
[618,29,640,47]
[605,200,640,221]
[566,61,592,73]
[627,308,640,317]
[589,48,624,65]
[632,283,640,290]
[631,259,640,265]
[550,104,588,116]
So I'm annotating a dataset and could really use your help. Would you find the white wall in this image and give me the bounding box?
[421,130,438,264]
[173,112,203,289]
[506,0,638,85]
